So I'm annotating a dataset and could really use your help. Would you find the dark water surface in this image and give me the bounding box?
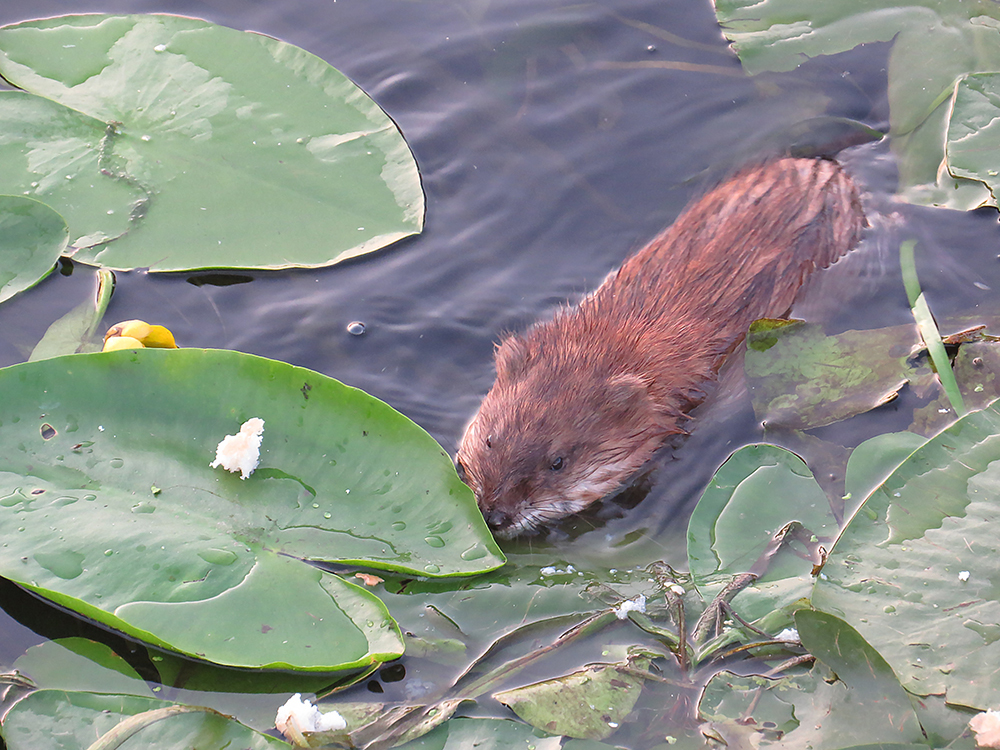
[1,0,999,740]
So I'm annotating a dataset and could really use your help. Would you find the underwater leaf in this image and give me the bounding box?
[394,717,563,750]
[713,0,1000,208]
[0,14,423,271]
[493,649,649,740]
[29,267,114,360]
[744,319,929,431]
[0,195,67,304]
[687,444,837,623]
[12,638,152,697]
[813,399,1000,707]
[0,690,289,750]
[0,348,503,670]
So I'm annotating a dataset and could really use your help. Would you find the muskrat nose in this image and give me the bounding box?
[482,507,512,531]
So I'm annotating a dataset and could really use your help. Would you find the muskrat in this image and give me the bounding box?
[456,157,866,538]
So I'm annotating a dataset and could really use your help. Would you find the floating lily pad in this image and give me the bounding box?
[0,348,503,670]
[0,14,423,271]
[0,195,67,304]
[814,399,1000,707]
[713,0,1000,208]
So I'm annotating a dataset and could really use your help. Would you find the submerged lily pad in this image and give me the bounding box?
[713,0,1000,208]
[1,690,289,750]
[0,195,67,304]
[493,649,649,740]
[0,14,423,271]
[814,399,1000,707]
[0,348,503,670]
[744,319,930,431]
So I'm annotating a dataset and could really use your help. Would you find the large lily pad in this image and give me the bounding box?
[0,195,67,304]
[813,399,1000,707]
[0,348,503,670]
[0,14,423,271]
[712,0,1000,208]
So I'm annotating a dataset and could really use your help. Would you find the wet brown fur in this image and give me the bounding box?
[456,158,867,538]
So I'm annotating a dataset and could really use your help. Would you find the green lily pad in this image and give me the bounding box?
[687,444,837,623]
[713,0,1000,209]
[0,14,423,271]
[813,399,1000,707]
[0,348,503,670]
[0,195,67,304]
[0,690,289,750]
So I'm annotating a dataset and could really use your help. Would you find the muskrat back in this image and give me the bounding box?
[456,157,866,538]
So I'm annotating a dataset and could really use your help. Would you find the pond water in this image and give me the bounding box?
[1,0,999,744]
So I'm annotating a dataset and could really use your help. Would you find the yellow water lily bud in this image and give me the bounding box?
[103,336,145,352]
[142,324,178,349]
[103,319,178,348]
[104,319,150,343]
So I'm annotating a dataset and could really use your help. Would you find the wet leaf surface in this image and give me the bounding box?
[0,348,503,670]
[814,399,1000,707]
[0,14,423,271]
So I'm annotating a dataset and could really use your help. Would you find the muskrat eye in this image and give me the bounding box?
[485,435,493,449]
[550,456,564,471]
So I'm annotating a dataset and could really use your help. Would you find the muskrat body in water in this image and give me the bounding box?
[456,157,866,538]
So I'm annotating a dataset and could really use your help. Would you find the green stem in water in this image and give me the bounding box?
[899,240,965,417]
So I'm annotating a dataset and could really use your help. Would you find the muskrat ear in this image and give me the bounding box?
[495,335,530,380]
[606,373,653,409]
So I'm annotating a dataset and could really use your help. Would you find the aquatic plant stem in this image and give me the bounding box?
[899,240,966,417]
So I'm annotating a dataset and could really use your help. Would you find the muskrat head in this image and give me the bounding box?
[456,335,681,538]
